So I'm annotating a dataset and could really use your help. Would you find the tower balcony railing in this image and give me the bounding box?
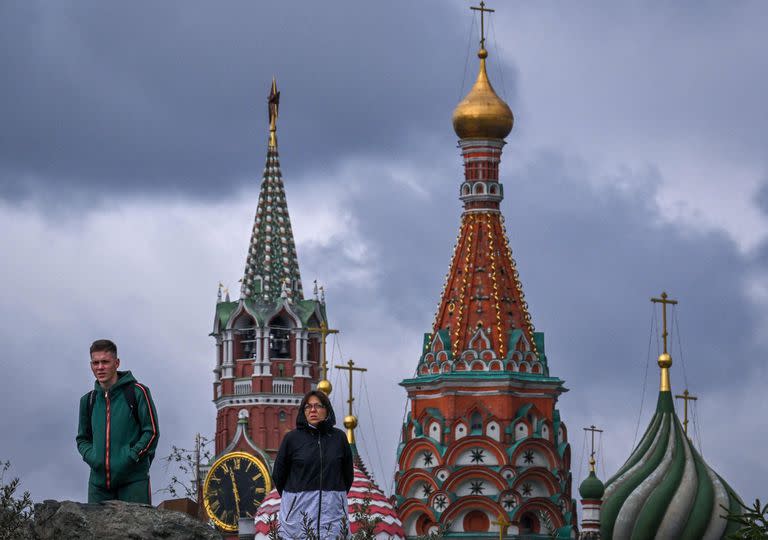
[234,379,252,395]
[273,378,294,395]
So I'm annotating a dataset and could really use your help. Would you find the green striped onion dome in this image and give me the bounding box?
[600,391,742,539]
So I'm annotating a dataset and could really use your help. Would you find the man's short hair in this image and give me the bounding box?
[90,339,117,358]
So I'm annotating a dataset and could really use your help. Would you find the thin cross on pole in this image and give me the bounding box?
[335,359,367,443]
[583,425,603,472]
[651,291,678,354]
[335,359,367,418]
[470,1,495,50]
[675,389,698,437]
[307,321,339,389]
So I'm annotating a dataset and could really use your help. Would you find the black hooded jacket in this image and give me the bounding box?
[271,400,353,495]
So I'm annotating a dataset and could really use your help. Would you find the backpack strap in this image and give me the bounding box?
[86,390,96,439]
[123,384,141,426]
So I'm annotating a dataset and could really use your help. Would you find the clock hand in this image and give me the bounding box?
[228,468,241,517]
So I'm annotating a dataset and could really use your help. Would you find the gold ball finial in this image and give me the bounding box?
[317,379,332,395]
[478,48,488,59]
[657,352,672,369]
[343,415,358,430]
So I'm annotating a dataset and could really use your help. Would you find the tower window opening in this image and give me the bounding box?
[269,315,292,358]
[470,412,483,434]
[239,328,256,358]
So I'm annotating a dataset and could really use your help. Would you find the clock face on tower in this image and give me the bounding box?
[203,451,272,532]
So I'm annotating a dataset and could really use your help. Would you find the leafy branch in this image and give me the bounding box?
[723,498,768,540]
[157,435,213,501]
[0,460,34,540]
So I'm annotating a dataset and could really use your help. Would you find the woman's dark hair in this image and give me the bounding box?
[299,390,332,413]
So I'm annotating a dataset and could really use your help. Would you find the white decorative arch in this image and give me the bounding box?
[468,327,492,351]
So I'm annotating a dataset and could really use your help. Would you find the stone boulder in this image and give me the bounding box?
[25,500,222,540]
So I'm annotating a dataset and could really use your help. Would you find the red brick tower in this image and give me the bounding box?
[394,5,576,538]
[210,79,328,463]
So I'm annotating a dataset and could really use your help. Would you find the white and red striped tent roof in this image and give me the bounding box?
[254,449,405,539]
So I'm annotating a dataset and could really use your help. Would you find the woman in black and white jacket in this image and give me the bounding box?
[272,390,354,539]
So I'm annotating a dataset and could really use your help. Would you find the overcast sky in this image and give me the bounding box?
[1,0,766,516]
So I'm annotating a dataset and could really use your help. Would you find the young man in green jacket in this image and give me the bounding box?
[76,339,159,504]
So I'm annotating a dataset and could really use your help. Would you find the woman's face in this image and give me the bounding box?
[305,395,328,426]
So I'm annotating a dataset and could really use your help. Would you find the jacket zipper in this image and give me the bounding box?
[317,435,323,539]
[105,391,111,490]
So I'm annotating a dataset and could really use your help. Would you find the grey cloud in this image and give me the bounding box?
[0,1,476,201]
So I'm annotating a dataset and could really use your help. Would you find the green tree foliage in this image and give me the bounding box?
[724,498,768,540]
[0,460,34,540]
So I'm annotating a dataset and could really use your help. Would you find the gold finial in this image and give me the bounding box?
[493,513,510,540]
[335,358,367,444]
[307,320,339,395]
[268,77,280,148]
[675,389,698,437]
[583,425,603,473]
[651,291,678,392]
[452,2,513,139]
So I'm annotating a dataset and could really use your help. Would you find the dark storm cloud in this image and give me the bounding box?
[0,1,488,201]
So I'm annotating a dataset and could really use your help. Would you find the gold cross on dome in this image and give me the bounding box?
[335,359,367,418]
[651,291,678,354]
[306,321,339,384]
[470,1,495,49]
[583,424,603,472]
[675,389,698,437]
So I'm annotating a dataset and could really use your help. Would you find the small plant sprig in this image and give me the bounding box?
[723,498,768,540]
[0,460,34,540]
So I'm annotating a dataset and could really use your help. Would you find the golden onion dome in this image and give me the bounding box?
[452,48,513,140]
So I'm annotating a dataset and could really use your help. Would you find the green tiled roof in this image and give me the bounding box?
[213,298,324,330]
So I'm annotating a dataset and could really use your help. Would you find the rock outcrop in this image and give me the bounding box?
[20,500,222,540]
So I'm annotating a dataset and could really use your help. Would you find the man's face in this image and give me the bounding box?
[90,350,120,387]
